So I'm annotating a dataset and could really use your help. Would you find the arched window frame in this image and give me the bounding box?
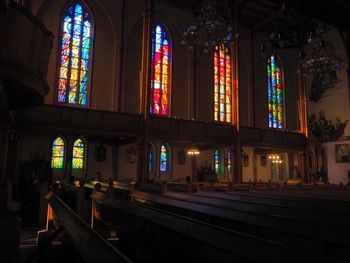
[72,137,87,170]
[159,143,171,177]
[55,1,94,108]
[148,142,156,178]
[267,54,285,129]
[51,136,66,169]
[214,44,232,123]
[149,22,172,117]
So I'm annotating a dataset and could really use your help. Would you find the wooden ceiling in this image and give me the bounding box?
[158,0,350,32]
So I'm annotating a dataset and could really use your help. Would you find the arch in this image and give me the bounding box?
[56,2,94,106]
[267,54,285,129]
[214,44,232,122]
[149,22,172,116]
[159,143,171,176]
[72,137,86,170]
[51,136,66,169]
[148,142,156,178]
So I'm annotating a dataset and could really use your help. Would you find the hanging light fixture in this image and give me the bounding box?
[269,154,283,163]
[181,0,233,53]
[187,145,200,155]
[301,35,345,75]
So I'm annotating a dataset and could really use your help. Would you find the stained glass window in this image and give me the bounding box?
[150,23,171,116]
[148,143,156,175]
[214,44,232,122]
[51,137,65,169]
[228,150,232,173]
[57,3,93,106]
[214,149,221,174]
[160,144,170,172]
[72,138,85,170]
[267,55,284,129]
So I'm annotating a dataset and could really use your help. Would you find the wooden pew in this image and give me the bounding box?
[196,190,350,216]
[95,195,343,263]
[131,191,350,261]
[40,192,132,263]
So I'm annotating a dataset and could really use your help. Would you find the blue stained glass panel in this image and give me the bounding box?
[75,4,82,14]
[267,55,284,128]
[57,3,92,106]
[160,145,168,172]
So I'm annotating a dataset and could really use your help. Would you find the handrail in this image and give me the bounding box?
[46,192,132,263]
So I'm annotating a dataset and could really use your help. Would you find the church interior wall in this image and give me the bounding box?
[307,29,350,137]
[117,143,138,182]
[323,140,350,184]
[242,147,254,182]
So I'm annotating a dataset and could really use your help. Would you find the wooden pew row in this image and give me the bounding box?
[196,191,350,217]
[96,195,342,263]
[242,189,350,203]
[162,191,349,228]
[132,191,350,261]
[43,192,132,263]
[163,182,350,216]
[259,189,350,200]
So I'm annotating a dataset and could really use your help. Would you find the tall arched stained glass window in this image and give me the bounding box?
[57,3,93,106]
[214,149,222,174]
[214,44,232,122]
[72,138,86,170]
[160,144,170,173]
[267,55,284,129]
[150,23,171,116]
[51,137,65,169]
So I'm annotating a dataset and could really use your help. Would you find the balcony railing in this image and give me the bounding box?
[240,126,306,150]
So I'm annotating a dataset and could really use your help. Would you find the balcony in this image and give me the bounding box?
[16,105,143,138]
[146,117,236,144]
[240,127,306,150]
[0,2,53,109]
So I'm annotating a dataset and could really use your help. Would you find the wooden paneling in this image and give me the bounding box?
[16,105,142,138]
[241,126,306,150]
[0,2,53,108]
[146,117,235,143]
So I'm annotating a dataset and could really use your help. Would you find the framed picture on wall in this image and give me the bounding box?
[242,152,249,167]
[177,150,186,165]
[335,144,350,163]
[126,147,137,163]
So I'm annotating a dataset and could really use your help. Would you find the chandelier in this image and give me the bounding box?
[260,3,346,101]
[301,36,345,75]
[187,145,200,155]
[269,154,283,164]
[181,0,233,53]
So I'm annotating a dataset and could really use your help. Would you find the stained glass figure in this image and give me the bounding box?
[72,138,85,170]
[57,3,92,106]
[150,23,171,116]
[214,44,232,122]
[51,137,65,169]
[160,144,169,172]
[267,55,284,128]
[228,150,232,173]
[214,149,221,174]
